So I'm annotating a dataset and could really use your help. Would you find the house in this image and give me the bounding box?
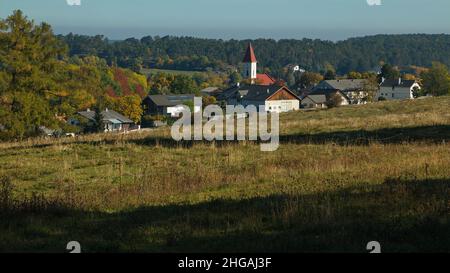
[300,94,327,109]
[302,89,350,109]
[217,84,301,113]
[285,64,306,73]
[312,79,368,104]
[377,78,421,101]
[142,94,200,117]
[75,109,135,132]
[242,43,277,86]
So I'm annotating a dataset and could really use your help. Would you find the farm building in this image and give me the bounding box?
[142,94,200,117]
[302,89,349,109]
[377,78,421,101]
[313,79,369,104]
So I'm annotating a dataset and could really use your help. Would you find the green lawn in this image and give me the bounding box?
[0,97,449,252]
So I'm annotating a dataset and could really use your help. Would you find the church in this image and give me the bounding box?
[215,44,301,113]
[242,43,277,85]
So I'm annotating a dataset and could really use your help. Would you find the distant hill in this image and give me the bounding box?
[60,34,450,75]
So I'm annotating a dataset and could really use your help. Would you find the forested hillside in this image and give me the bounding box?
[60,34,450,75]
[0,11,147,140]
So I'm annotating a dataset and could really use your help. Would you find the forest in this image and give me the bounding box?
[60,33,450,76]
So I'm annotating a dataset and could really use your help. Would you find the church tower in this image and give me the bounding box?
[242,43,257,83]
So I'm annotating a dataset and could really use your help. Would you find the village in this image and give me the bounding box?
[64,44,424,135]
[1,3,449,256]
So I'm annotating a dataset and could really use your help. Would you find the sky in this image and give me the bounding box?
[1,0,450,41]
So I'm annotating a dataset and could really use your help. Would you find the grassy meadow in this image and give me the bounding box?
[0,97,449,252]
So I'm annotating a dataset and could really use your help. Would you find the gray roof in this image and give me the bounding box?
[309,89,350,102]
[146,94,195,107]
[219,84,300,102]
[313,79,367,92]
[380,79,417,88]
[305,94,327,104]
[78,109,134,124]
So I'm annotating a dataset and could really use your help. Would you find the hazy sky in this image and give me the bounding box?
[1,0,450,41]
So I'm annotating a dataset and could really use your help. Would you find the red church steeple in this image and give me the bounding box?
[243,43,257,63]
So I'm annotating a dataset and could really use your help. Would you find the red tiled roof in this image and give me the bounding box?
[256,73,276,86]
[243,43,257,63]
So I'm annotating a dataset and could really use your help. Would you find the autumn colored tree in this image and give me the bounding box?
[0,10,67,93]
[299,72,324,89]
[0,92,54,139]
[113,95,143,124]
[347,72,362,79]
[202,95,217,107]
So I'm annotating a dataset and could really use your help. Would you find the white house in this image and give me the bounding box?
[377,78,421,101]
[285,64,306,73]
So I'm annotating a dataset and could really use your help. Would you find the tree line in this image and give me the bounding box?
[60,33,450,76]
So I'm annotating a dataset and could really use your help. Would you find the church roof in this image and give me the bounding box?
[243,43,257,63]
[256,73,276,85]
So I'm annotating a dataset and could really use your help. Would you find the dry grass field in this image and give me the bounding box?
[0,97,449,252]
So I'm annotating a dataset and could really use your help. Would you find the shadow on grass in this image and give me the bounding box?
[0,178,449,253]
[128,124,450,148]
[1,125,449,151]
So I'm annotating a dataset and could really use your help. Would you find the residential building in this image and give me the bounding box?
[377,78,421,101]
[142,94,200,117]
[302,89,350,109]
[217,84,301,113]
[313,79,369,104]
[75,109,135,132]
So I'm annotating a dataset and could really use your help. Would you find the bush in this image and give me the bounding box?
[0,176,13,211]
